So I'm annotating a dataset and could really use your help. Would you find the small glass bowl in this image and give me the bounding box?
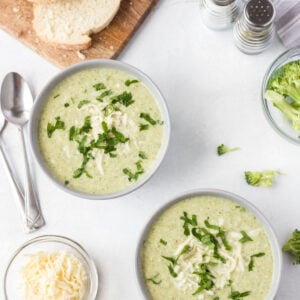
[4,235,98,300]
[262,47,300,144]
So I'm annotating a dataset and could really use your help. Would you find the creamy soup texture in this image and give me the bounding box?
[142,196,274,300]
[39,68,164,194]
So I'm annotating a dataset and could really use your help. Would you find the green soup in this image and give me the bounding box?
[38,68,164,194]
[142,195,274,300]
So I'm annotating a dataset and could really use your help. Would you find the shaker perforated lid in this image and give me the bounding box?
[245,0,275,26]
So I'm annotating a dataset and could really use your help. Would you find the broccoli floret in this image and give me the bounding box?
[245,170,280,187]
[265,90,300,132]
[267,60,300,105]
[283,229,300,264]
[217,144,240,156]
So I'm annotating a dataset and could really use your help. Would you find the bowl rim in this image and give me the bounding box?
[261,46,300,145]
[135,188,282,300]
[3,234,98,300]
[28,59,171,200]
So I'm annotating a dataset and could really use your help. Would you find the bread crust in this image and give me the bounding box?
[32,0,120,50]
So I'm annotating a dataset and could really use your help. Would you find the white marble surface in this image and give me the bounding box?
[0,1,299,299]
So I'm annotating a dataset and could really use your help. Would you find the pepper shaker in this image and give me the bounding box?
[233,0,276,54]
[200,0,240,30]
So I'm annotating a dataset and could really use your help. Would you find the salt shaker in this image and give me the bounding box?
[233,0,276,54]
[200,0,240,30]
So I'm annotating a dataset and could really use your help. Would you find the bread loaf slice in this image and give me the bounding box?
[33,0,121,50]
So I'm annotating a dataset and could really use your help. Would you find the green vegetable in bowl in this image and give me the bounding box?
[265,60,300,133]
[267,60,300,105]
[217,144,240,156]
[244,170,281,187]
[283,229,300,264]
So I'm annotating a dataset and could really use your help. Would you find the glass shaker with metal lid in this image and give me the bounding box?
[200,0,240,30]
[233,0,276,54]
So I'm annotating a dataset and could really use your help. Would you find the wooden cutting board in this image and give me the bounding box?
[0,0,158,68]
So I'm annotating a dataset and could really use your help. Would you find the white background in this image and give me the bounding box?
[0,1,299,299]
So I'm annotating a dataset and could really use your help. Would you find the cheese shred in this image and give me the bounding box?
[20,251,87,300]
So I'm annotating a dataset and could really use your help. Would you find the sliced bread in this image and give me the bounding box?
[33,0,121,50]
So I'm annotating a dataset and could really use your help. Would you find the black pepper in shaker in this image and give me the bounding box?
[233,0,276,54]
[200,0,240,30]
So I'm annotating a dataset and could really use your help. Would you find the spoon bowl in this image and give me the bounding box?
[0,107,6,134]
[1,72,45,231]
[1,73,32,126]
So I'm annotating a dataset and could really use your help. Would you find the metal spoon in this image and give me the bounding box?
[1,72,45,231]
[0,109,28,229]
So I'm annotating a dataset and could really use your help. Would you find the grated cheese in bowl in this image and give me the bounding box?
[20,251,87,300]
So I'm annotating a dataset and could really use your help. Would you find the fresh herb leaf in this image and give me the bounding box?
[140,112,157,125]
[204,218,221,231]
[80,116,92,134]
[213,297,220,300]
[53,94,60,98]
[103,103,120,116]
[139,151,147,159]
[239,231,253,244]
[162,256,176,265]
[47,116,65,138]
[192,263,215,295]
[73,167,84,178]
[139,124,149,131]
[123,160,144,181]
[168,265,178,278]
[69,126,78,141]
[180,211,198,236]
[78,99,90,109]
[93,83,106,91]
[64,103,70,107]
[146,273,162,285]
[125,79,139,86]
[248,252,265,271]
[96,89,113,102]
[64,180,69,185]
[160,239,167,246]
[111,91,134,107]
[229,290,251,299]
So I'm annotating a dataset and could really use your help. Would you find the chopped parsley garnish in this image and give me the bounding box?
[47,116,65,138]
[111,91,134,107]
[239,231,253,243]
[138,151,147,159]
[192,263,215,295]
[140,112,157,125]
[213,297,220,300]
[102,103,120,116]
[191,227,226,264]
[78,99,90,109]
[125,79,139,86]
[93,82,106,91]
[205,218,231,251]
[162,245,191,278]
[139,124,149,131]
[96,89,113,102]
[70,119,128,178]
[64,103,70,107]
[229,290,251,299]
[160,239,167,246]
[53,94,60,98]
[64,180,69,185]
[146,273,162,285]
[180,211,198,236]
[248,252,265,271]
[123,160,144,181]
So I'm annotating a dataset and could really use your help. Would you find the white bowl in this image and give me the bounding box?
[136,188,282,300]
[29,59,170,200]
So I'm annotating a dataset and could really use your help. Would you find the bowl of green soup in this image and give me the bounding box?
[29,60,170,199]
[136,189,282,300]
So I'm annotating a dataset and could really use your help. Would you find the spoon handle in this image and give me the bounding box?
[20,128,45,231]
[0,138,28,227]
